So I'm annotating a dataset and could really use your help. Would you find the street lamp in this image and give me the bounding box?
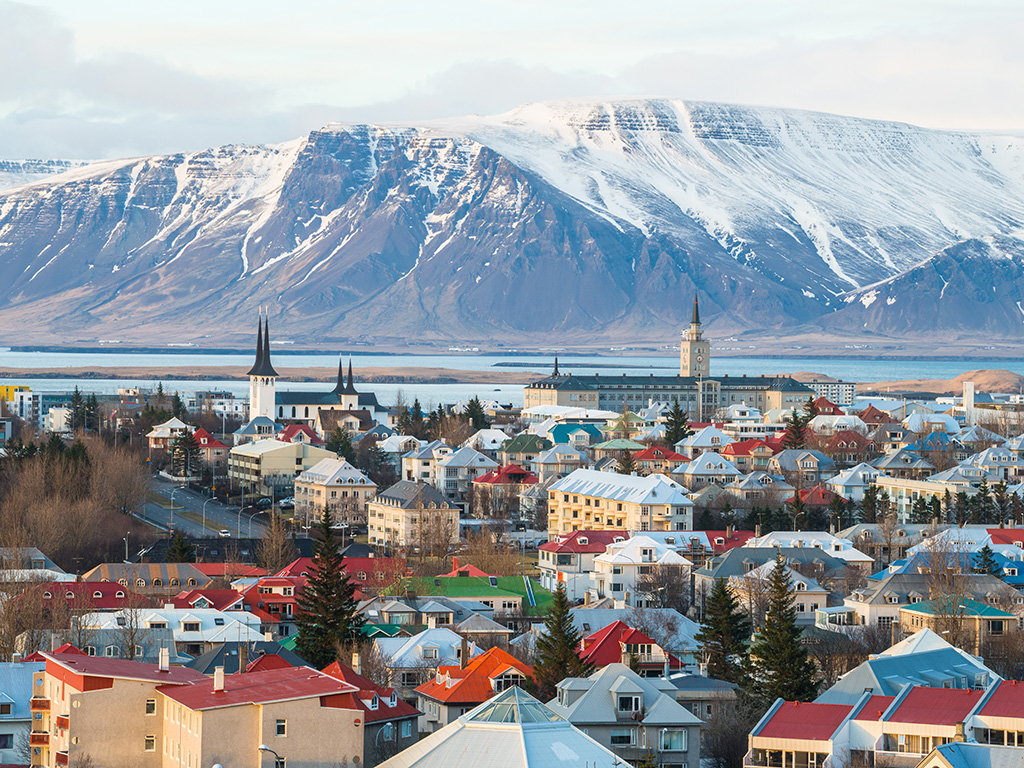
[258,744,282,767]
[202,498,216,535]
[245,509,267,538]
[123,534,129,563]
[169,487,181,530]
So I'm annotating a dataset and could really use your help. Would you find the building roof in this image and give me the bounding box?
[755,701,852,741]
[787,485,841,506]
[186,642,310,674]
[926,743,1024,768]
[887,686,984,726]
[159,666,356,711]
[549,468,693,507]
[501,434,553,454]
[41,651,208,685]
[296,457,373,487]
[901,596,1015,619]
[538,530,627,554]
[374,480,456,509]
[474,464,538,485]
[415,647,533,705]
[578,620,682,670]
[977,680,1024,720]
[246,315,279,378]
[278,423,324,444]
[82,562,213,588]
[321,660,421,722]
[170,589,245,612]
[192,427,228,450]
[436,445,498,469]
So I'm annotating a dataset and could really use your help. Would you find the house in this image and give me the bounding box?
[633,445,686,475]
[372,628,482,702]
[367,481,459,552]
[81,607,263,658]
[728,561,828,627]
[838,522,936,565]
[766,449,837,485]
[376,686,625,768]
[415,646,533,733]
[577,620,684,676]
[858,403,897,428]
[547,422,603,449]
[547,468,694,537]
[498,434,553,466]
[237,576,305,639]
[190,427,229,473]
[720,438,776,472]
[276,423,324,445]
[231,415,282,445]
[918,743,1022,768]
[401,440,453,483]
[666,671,739,721]
[743,531,873,569]
[358,594,494,629]
[227,438,337,494]
[323,657,421,768]
[145,416,190,453]
[381,576,554,620]
[674,425,735,458]
[822,429,875,467]
[671,451,742,489]
[807,414,868,436]
[378,435,423,473]
[590,438,646,461]
[81,563,213,598]
[294,457,377,524]
[724,471,794,504]
[899,597,1017,654]
[537,530,627,602]
[186,641,309,674]
[0,658,45,765]
[530,444,588,482]
[589,535,691,608]
[643,529,755,568]
[31,581,151,612]
[872,448,937,480]
[460,428,512,459]
[547,663,702,767]
[827,462,886,502]
[433,446,499,503]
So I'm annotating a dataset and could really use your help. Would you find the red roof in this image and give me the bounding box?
[987,530,1024,547]
[25,643,86,661]
[32,581,150,611]
[414,647,533,705]
[438,559,495,578]
[859,404,896,426]
[633,446,685,462]
[245,653,295,673]
[888,687,984,726]
[539,530,627,554]
[278,424,324,444]
[159,666,357,710]
[170,589,245,612]
[192,427,228,450]
[322,661,421,722]
[824,430,872,451]
[854,695,895,721]
[578,620,683,670]
[762,435,787,452]
[786,485,840,506]
[474,464,539,485]
[978,680,1024,719]
[721,439,771,458]
[42,652,207,685]
[812,397,845,416]
[697,530,756,552]
[191,563,267,579]
[757,701,852,741]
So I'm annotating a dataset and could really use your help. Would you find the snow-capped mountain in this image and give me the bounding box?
[0,159,88,191]
[1,99,1023,346]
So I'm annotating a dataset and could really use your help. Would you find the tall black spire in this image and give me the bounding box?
[692,295,701,325]
[247,310,279,377]
[331,354,346,394]
[553,357,559,376]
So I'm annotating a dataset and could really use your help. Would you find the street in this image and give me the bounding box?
[141,477,272,540]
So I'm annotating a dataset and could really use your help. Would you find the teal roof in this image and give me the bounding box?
[592,438,645,450]
[903,596,1014,618]
[549,423,602,445]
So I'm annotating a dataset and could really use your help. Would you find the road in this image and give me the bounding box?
[142,477,273,539]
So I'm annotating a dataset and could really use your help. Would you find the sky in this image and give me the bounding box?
[2,0,1022,159]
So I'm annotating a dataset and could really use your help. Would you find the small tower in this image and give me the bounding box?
[247,312,278,421]
[680,295,710,377]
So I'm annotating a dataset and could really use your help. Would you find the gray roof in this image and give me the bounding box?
[547,663,702,727]
[187,641,309,674]
[456,613,514,635]
[696,547,849,579]
[849,571,1012,607]
[815,647,996,705]
[769,449,836,473]
[375,480,456,509]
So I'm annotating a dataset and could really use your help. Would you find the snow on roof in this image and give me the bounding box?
[549,469,693,506]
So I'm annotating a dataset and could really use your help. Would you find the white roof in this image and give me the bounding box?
[673,451,741,477]
[729,562,824,592]
[436,446,499,469]
[675,425,735,450]
[296,457,374,486]
[462,429,509,451]
[522,405,619,420]
[374,628,474,668]
[903,412,960,434]
[595,535,692,567]
[744,531,872,563]
[827,462,884,488]
[82,608,263,643]
[549,469,693,506]
[379,435,423,453]
[808,414,868,434]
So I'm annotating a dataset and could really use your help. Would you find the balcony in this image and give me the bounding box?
[55,753,69,767]
[30,698,50,711]
[871,752,922,768]
[56,714,69,729]
[30,732,49,746]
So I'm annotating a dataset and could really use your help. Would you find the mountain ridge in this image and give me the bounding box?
[1,98,1023,346]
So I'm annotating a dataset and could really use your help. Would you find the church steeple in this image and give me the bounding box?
[680,294,710,377]
[553,357,560,376]
[247,309,278,422]
[247,310,279,378]
[692,295,701,326]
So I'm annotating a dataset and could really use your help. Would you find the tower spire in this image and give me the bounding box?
[347,356,354,389]
[692,295,701,326]
[553,357,559,376]
[247,308,279,377]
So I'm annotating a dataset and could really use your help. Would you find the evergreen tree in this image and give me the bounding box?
[787,494,807,530]
[993,481,1010,524]
[746,555,818,705]
[617,450,638,475]
[928,495,943,524]
[166,532,196,563]
[533,584,594,700]
[976,477,993,523]
[954,491,969,525]
[803,396,819,420]
[664,398,694,447]
[326,427,355,462]
[943,488,954,523]
[410,399,425,439]
[909,496,930,524]
[860,485,879,524]
[694,578,750,684]
[396,407,412,436]
[172,430,200,477]
[70,387,85,431]
[781,410,807,450]
[85,393,100,431]
[171,392,186,419]
[44,433,66,458]
[355,438,395,489]
[66,440,89,465]
[975,544,1001,577]
[464,396,490,430]
[295,507,365,669]
[698,508,714,530]
[827,494,848,530]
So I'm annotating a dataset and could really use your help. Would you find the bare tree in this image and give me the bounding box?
[256,513,298,576]
[703,704,757,768]
[625,605,682,655]
[635,564,691,614]
[920,532,972,652]
[113,590,151,661]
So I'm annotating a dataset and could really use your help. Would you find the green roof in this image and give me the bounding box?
[361,623,404,638]
[592,439,646,450]
[387,576,554,616]
[278,634,298,651]
[501,434,552,454]
[902,596,1015,618]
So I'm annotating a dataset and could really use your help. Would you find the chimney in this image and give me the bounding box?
[352,652,362,676]
[158,647,169,672]
[584,591,591,606]
[264,632,273,642]
[239,643,248,673]
[452,556,460,573]
[427,615,436,629]
[954,723,965,743]
[11,653,21,664]
[214,666,225,692]
[726,524,734,539]
[755,524,762,538]
[460,637,469,669]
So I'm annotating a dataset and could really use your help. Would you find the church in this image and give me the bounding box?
[523,296,812,420]
[234,315,390,442]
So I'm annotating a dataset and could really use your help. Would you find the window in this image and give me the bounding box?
[661,729,687,751]
[0,734,10,749]
[610,728,635,745]
[276,719,287,736]
[145,735,156,752]
[182,622,200,632]
[422,647,438,659]
[104,646,120,658]
[274,759,286,768]
[214,618,225,626]
[617,695,640,712]
[145,699,156,715]
[401,720,413,738]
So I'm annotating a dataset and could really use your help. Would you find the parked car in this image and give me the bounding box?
[255,497,273,509]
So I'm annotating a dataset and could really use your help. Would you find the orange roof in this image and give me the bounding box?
[786,485,840,506]
[414,647,533,705]
[322,661,421,722]
[812,397,845,416]
[245,653,295,673]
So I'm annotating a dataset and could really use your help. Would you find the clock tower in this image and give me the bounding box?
[680,295,710,377]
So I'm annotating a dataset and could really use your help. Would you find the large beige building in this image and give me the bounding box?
[547,469,693,537]
[294,457,377,524]
[32,650,365,768]
[228,438,336,494]
[368,480,459,554]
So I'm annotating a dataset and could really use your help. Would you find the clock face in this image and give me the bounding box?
[696,355,704,363]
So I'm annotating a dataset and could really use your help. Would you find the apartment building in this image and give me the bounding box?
[228,438,337,494]
[432,446,497,503]
[537,530,627,602]
[589,535,692,607]
[547,469,693,537]
[367,481,459,552]
[294,457,377,524]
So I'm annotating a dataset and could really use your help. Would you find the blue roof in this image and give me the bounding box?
[549,423,602,445]
[0,661,44,722]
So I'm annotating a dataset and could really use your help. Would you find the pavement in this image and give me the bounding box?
[141,477,272,539]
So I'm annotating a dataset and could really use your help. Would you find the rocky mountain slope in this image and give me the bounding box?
[1,99,1023,346]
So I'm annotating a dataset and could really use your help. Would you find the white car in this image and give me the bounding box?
[219,529,231,538]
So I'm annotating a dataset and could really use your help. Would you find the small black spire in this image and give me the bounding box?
[347,358,354,389]
[553,357,559,376]
[331,355,345,395]
[692,295,701,325]
[246,313,264,376]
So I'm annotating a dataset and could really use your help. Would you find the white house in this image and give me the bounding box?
[674,425,735,459]
[589,535,691,607]
[827,462,886,502]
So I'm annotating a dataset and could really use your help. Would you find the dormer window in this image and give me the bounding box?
[617,695,641,713]
[578,537,588,545]
[422,646,438,660]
